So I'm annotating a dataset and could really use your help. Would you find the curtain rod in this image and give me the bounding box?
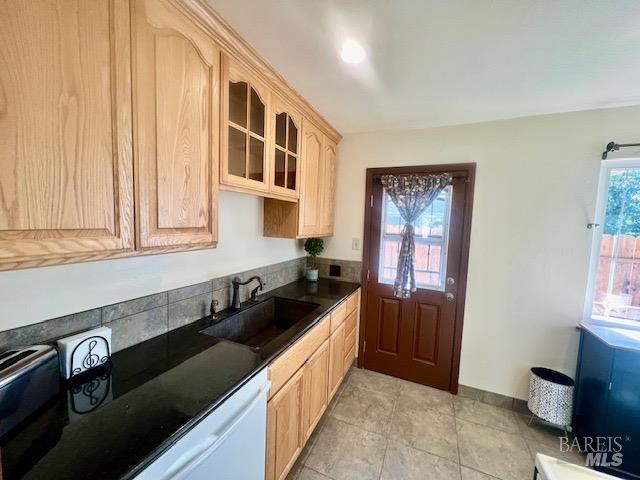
[602,141,640,159]
[374,173,468,179]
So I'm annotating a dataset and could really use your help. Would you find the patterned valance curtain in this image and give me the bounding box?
[381,174,452,298]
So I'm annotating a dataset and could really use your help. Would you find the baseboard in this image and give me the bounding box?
[458,384,530,414]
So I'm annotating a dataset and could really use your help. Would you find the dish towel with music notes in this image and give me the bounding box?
[57,327,112,379]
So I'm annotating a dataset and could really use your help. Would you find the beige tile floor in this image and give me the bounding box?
[287,367,585,480]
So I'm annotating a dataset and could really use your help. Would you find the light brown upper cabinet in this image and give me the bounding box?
[0,0,340,271]
[221,54,271,194]
[0,0,135,271]
[263,120,337,238]
[132,0,219,249]
[298,120,324,236]
[269,97,301,200]
[319,138,337,236]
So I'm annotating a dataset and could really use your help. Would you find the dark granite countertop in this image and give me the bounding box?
[0,278,360,480]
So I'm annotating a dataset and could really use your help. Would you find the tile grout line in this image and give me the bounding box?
[376,387,401,480]
[452,398,463,480]
[453,398,524,436]
[301,465,335,480]
[301,378,348,471]
[464,465,503,480]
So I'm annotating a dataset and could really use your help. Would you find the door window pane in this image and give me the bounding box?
[248,137,264,182]
[274,149,286,187]
[378,186,452,290]
[249,88,265,136]
[275,112,287,148]
[229,81,247,127]
[228,126,246,177]
[288,117,298,154]
[590,166,640,322]
[287,155,297,190]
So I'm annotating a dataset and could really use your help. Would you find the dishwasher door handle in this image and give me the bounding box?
[164,382,270,480]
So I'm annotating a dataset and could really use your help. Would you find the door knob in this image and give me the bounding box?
[445,292,455,302]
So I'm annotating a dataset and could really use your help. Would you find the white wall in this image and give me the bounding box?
[324,105,640,400]
[0,191,304,332]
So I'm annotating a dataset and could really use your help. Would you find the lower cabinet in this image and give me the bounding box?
[266,368,305,480]
[574,327,640,478]
[328,322,345,401]
[302,339,330,441]
[265,288,361,480]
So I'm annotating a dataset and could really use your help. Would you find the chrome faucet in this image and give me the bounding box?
[231,276,264,309]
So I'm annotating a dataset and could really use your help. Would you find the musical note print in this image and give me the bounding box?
[69,335,111,378]
[82,339,100,369]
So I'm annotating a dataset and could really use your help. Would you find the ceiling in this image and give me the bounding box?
[207,0,640,134]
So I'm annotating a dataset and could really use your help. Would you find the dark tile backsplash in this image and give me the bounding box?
[311,257,362,283]
[0,257,307,353]
[102,292,167,323]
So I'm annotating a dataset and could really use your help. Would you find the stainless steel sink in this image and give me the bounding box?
[199,297,320,350]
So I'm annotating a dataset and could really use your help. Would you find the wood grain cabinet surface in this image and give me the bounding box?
[266,289,360,480]
[0,0,135,270]
[269,96,302,200]
[319,137,337,236]
[328,321,346,400]
[220,54,271,194]
[266,367,305,480]
[302,339,330,441]
[0,0,340,270]
[263,119,338,238]
[132,0,219,248]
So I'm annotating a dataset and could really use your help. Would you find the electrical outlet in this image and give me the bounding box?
[352,237,360,250]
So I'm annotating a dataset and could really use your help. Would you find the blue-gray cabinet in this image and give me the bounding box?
[574,326,640,479]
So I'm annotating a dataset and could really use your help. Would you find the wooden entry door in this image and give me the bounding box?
[360,164,475,392]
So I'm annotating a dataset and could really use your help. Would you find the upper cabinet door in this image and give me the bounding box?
[320,138,337,236]
[298,120,324,237]
[270,96,301,199]
[221,54,270,193]
[0,0,134,270]
[132,0,219,248]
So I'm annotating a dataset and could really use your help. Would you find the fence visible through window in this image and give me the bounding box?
[378,186,452,291]
[591,166,640,321]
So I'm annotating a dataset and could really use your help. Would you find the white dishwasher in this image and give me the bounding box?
[136,369,270,480]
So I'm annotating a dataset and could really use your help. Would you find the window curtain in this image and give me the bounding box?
[381,174,452,298]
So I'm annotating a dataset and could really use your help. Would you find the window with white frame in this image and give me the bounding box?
[586,158,640,324]
[378,186,452,291]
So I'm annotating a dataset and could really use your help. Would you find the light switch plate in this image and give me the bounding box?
[352,238,360,250]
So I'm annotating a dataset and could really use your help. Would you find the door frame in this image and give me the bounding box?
[357,163,476,394]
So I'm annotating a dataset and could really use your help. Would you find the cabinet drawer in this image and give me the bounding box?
[269,315,330,398]
[344,344,356,374]
[346,289,360,315]
[330,301,347,332]
[344,309,357,337]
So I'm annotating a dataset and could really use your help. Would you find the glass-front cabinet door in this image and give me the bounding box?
[270,96,301,199]
[221,54,270,192]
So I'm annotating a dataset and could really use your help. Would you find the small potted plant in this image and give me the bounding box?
[304,238,324,282]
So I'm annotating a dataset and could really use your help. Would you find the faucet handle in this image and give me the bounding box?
[210,299,219,318]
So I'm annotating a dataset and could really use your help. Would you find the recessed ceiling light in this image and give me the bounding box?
[340,39,366,64]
